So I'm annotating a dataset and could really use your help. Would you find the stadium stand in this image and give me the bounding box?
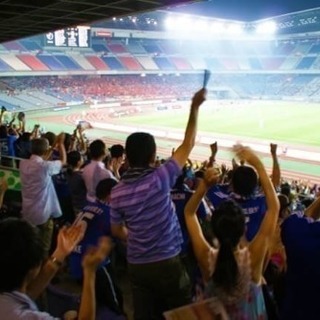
[17,54,50,71]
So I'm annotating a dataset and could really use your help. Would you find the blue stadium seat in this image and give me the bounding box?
[20,40,42,51]
[54,55,82,70]
[249,58,263,70]
[296,57,317,69]
[101,57,124,70]
[0,58,12,71]
[37,55,65,70]
[92,43,109,52]
[143,44,163,54]
[153,57,174,70]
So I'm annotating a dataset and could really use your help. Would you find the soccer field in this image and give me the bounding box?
[118,100,320,147]
[25,99,320,181]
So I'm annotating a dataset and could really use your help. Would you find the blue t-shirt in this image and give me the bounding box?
[281,213,320,320]
[207,184,266,241]
[69,200,111,279]
[7,135,17,157]
[171,185,210,254]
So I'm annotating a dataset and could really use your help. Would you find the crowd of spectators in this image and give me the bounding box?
[3,74,320,108]
[0,87,319,320]
[2,75,200,104]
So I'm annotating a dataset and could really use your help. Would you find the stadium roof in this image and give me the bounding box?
[170,0,320,21]
[0,0,200,43]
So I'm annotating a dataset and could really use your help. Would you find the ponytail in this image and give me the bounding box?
[212,239,239,292]
[210,200,245,293]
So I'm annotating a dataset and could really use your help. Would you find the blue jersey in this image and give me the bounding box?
[171,185,210,254]
[69,200,111,279]
[281,212,320,320]
[207,184,266,241]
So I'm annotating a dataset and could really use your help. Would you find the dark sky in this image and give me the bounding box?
[170,0,320,21]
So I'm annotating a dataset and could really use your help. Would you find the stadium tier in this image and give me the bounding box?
[1,72,320,111]
[1,37,320,73]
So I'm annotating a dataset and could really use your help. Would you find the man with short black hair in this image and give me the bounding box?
[83,139,116,202]
[110,88,206,319]
[20,134,66,256]
[70,178,123,315]
[207,164,266,241]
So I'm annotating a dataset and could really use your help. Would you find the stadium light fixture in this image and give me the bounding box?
[225,23,244,36]
[165,17,176,30]
[194,19,209,31]
[210,21,224,34]
[256,21,277,34]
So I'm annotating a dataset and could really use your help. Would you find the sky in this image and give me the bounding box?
[171,0,320,21]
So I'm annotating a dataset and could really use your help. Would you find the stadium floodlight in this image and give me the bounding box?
[165,17,176,30]
[210,21,225,34]
[225,23,244,36]
[256,21,277,34]
[194,19,209,32]
[176,16,193,31]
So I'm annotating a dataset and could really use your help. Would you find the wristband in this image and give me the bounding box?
[49,256,63,268]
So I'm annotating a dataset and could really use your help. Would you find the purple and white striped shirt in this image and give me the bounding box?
[110,158,183,264]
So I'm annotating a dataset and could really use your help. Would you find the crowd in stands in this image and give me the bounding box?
[0,87,320,320]
[2,73,320,112]
[1,75,200,106]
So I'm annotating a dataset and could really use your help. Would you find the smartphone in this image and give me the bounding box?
[78,120,92,130]
[203,69,211,89]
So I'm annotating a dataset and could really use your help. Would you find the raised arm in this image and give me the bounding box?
[56,132,67,165]
[0,107,6,125]
[270,143,281,188]
[27,224,85,299]
[305,196,320,220]
[184,168,220,280]
[208,141,218,168]
[172,89,206,168]
[0,179,8,209]
[235,145,279,283]
[79,237,112,320]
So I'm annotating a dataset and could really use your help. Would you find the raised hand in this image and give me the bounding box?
[191,88,207,108]
[82,237,113,272]
[210,141,218,157]
[56,132,66,145]
[203,167,220,188]
[233,144,262,168]
[270,143,277,156]
[54,224,85,260]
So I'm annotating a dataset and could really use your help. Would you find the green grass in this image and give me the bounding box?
[118,101,320,147]
[25,100,320,178]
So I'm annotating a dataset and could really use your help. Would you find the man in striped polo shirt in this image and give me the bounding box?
[110,88,206,320]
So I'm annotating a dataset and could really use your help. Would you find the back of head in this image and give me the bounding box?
[232,166,258,197]
[280,183,291,198]
[96,178,117,201]
[0,218,45,292]
[211,200,245,292]
[0,125,7,139]
[64,133,72,152]
[21,132,31,142]
[109,144,124,159]
[44,131,56,147]
[67,150,81,168]
[89,139,106,160]
[125,132,156,168]
[31,138,49,156]
[278,194,290,219]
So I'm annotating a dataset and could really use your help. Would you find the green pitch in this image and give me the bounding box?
[119,101,320,147]
[25,100,320,178]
